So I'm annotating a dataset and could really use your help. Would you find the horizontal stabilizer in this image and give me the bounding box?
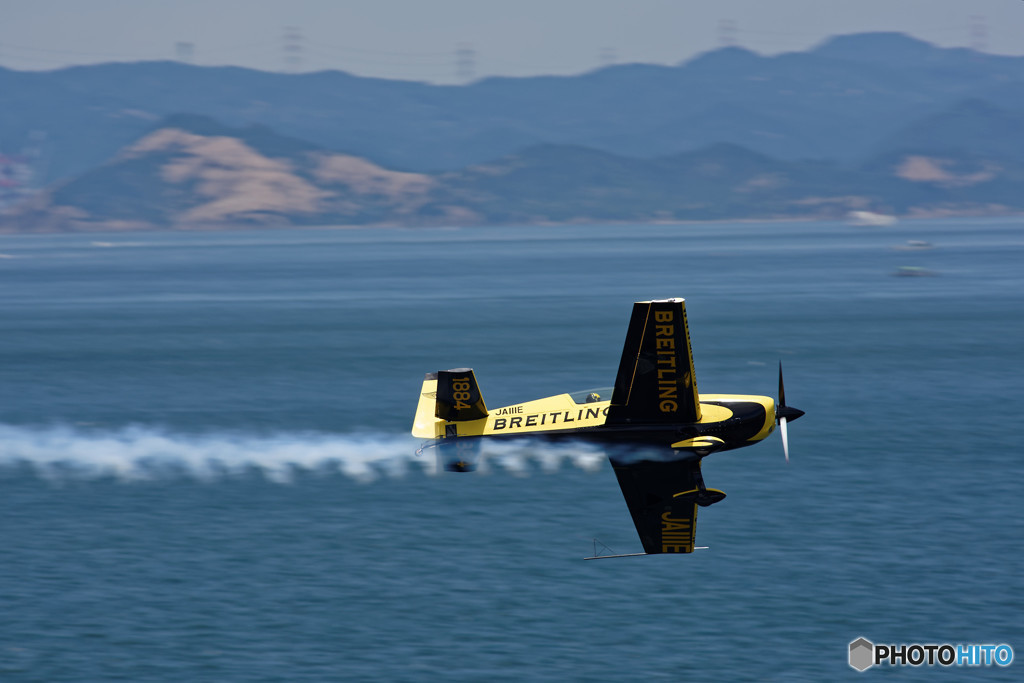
[415,439,482,472]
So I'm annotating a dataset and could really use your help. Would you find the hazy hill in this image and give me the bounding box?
[2,31,1023,186]
[4,111,1022,232]
[3,115,456,231]
[869,98,1024,162]
[434,143,858,223]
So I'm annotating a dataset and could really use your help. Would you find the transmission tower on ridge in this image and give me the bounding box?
[175,41,195,64]
[718,19,738,48]
[970,15,988,53]
[456,43,476,83]
[283,26,304,72]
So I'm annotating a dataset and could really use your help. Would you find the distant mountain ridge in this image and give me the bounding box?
[2,31,1024,186]
[3,108,1022,232]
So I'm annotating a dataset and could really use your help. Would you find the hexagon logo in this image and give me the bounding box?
[849,637,874,672]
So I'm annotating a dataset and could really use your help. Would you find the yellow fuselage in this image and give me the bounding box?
[413,378,776,454]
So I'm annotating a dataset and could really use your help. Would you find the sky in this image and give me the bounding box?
[2,0,1023,83]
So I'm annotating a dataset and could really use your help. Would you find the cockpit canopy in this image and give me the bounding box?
[568,387,612,404]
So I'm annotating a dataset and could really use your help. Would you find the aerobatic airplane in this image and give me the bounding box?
[411,298,804,558]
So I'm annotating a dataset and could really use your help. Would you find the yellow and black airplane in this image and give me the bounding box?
[412,298,804,558]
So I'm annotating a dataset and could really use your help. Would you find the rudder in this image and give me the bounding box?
[434,368,489,422]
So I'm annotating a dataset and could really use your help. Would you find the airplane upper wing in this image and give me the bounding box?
[611,457,706,554]
[606,299,701,425]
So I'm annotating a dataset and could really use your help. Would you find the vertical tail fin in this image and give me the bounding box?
[434,369,489,422]
[411,368,489,439]
[607,299,701,424]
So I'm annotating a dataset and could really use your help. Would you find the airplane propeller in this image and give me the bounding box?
[776,362,805,462]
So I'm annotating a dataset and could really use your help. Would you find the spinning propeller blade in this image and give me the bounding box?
[780,414,790,463]
[776,362,804,463]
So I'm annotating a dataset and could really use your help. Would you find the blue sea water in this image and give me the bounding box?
[0,219,1022,681]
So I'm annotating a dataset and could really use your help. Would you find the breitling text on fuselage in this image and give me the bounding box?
[491,406,610,431]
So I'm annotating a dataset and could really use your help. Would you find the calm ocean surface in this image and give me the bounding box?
[0,219,1021,681]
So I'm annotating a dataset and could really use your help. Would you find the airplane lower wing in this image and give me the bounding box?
[610,457,724,554]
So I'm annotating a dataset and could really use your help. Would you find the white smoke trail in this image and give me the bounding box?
[0,424,422,483]
[473,438,607,475]
[0,425,608,483]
